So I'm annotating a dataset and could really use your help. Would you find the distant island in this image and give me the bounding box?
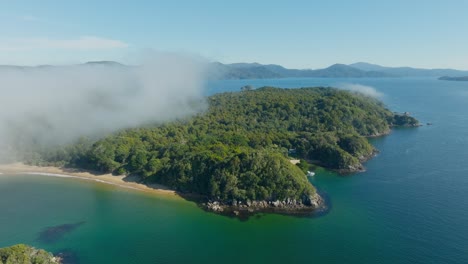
[208,61,468,79]
[17,87,419,216]
[438,76,468,81]
[2,61,468,80]
[209,62,395,79]
[348,62,468,77]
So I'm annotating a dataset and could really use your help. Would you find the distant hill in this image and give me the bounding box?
[211,61,468,79]
[209,62,282,79]
[84,60,125,67]
[439,76,468,81]
[350,62,468,77]
[2,60,467,79]
[0,61,126,71]
[302,64,391,78]
[210,62,394,79]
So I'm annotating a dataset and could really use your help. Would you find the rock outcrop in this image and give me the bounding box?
[203,193,325,217]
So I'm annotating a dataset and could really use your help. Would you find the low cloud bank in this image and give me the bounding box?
[338,83,384,98]
[0,53,208,160]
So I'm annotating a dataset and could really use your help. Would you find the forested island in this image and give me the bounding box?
[20,87,418,215]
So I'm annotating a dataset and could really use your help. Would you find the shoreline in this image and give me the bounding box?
[0,163,178,197]
[0,163,328,219]
[200,192,328,219]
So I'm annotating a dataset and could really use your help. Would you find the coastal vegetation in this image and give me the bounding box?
[0,244,60,264]
[20,87,418,212]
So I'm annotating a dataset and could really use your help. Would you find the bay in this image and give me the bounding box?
[1,77,467,263]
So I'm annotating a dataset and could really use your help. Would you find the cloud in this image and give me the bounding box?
[0,36,128,51]
[0,52,209,161]
[338,83,384,98]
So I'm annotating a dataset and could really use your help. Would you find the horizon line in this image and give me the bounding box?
[1,60,468,72]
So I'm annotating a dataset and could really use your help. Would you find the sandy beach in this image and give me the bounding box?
[0,163,177,197]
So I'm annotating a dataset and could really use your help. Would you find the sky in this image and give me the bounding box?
[1,0,467,69]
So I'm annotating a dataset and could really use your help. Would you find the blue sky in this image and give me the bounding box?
[1,0,467,69]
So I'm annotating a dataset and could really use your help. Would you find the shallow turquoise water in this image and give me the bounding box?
[1,77,467,263]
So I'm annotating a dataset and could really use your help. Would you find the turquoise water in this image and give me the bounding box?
[1,77,468,263]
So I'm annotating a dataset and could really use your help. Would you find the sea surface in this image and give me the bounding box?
[1,77,467,263]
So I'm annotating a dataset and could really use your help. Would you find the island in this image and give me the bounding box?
[0,244,60,264]
[210,62,395,79]
[18,87,418,216]
[439,76,468,81]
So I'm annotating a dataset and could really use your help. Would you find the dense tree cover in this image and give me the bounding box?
[0,244,59,264]
[24,87,418,203]
[393,113,420,126]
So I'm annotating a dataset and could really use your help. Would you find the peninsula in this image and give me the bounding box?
[15,87,418,216]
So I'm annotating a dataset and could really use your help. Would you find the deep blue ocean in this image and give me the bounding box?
[1,77,467,263]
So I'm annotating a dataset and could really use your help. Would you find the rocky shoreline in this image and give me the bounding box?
[337,123,420,174]
[338,148,380,174]
[0,244,62,264]
[202,193,326,218]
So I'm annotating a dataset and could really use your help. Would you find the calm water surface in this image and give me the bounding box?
[1,77,467,263]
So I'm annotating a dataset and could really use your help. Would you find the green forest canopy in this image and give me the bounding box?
[0,244,59,264]
[25,87,418,203]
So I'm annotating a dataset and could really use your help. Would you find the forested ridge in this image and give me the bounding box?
[24,87,418,204]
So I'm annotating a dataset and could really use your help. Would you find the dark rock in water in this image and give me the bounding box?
[54,249,80,264]
[37,221,85,243]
